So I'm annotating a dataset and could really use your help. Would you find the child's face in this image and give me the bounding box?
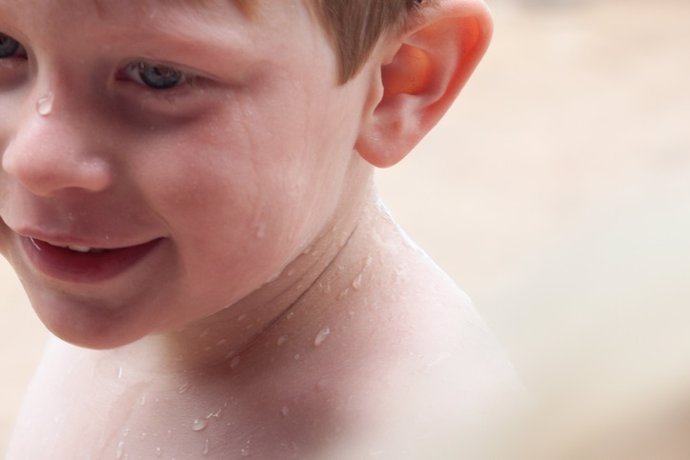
[0,0,372,348]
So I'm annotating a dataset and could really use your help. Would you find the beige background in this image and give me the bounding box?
[2,0,689,454]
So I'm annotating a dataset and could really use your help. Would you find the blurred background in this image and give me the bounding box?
[2,0,689,455]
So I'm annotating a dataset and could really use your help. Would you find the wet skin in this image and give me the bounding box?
[1,0,518,458]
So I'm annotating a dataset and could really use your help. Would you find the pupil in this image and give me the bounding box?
[139,63,182,90]
[0,34,20,58]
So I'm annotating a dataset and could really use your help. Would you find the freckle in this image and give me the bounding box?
[314,327,331,347]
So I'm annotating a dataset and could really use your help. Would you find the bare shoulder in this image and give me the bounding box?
[331,208,523,457]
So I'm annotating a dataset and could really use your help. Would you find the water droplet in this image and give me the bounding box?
[240,439,252,457]
[140,431,147,440]
[286,269,295,277]
[316,379,328,392]
[276,336,288,347]
[199,328,210,338]
[155,446,162,457]
[294,353,301,360]
[230,356,241,369]
[281,405,290,417]
[139,394,147,406]
[216,338,228,347]
[336,288,350,301]
[178,383,192,394]
[202,439,210,455]
[314,327,331,347]
[206,408,223,419]
[192,418,209,432]
[36,91,54,116]
[256,223,267,239]
[116,440,126,459]
[117,367,124,380]
[286,311,295,320]
[352,273,363,290]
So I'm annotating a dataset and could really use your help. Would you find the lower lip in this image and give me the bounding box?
[21,237,163,283]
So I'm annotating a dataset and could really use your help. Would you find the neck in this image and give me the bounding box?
[110,176,377,379]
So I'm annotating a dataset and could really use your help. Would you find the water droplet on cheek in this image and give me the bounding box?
[36,92,55,116]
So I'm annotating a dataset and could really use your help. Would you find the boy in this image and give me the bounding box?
[1,0,518,458]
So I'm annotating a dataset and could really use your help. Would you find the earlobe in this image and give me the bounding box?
[355,0,493,168]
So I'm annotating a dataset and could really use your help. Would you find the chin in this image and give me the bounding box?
[26,288,147,350]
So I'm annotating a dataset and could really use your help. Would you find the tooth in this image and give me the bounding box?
[67,245,92,253]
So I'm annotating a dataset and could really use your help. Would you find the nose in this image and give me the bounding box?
[2,92,113,197]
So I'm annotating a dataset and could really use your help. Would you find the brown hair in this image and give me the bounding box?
[312,0,426,82]
[236,0,426,83]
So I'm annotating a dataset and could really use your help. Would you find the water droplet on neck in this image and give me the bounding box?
[240,439,252,457]
[178,382,192,394]
[352,273,363,290]
[276,336,288,347]
[202,439,210,455]
[117,367,124,380]
[36,92,54,116]
[230,356,241,369]
[314,327,331,347]
[192,418,209,432]
[155,446,162,457]
[281,405,290,417]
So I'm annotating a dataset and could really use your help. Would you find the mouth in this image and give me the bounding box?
[21,236,164,283]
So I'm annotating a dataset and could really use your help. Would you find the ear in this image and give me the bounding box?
[355,0,493,168]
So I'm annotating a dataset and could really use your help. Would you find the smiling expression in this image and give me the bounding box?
[0,0,375,348]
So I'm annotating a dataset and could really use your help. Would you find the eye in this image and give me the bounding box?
[122,61,188,90]
[0,33,27,59]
